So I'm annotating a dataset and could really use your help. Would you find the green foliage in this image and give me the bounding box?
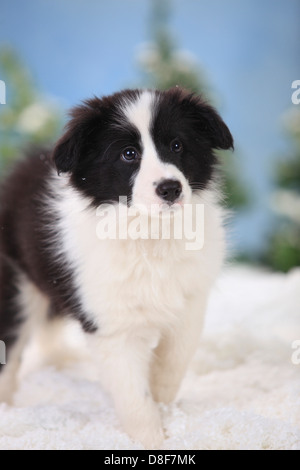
[260,108,300,272]
[262,228,300,272]
[0,46,62,172]
[276,110,300,191]
[277,157,300,190]
[217,150,249,209]
[137,0,211,98]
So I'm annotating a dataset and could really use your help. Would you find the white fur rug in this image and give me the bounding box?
[0,266,299,450]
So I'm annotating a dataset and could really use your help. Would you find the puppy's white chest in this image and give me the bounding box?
[56,184,224,335]
[77,237,198,333]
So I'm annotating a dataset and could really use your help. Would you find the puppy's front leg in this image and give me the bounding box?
[150,296,208,404]
[90,331,164,449]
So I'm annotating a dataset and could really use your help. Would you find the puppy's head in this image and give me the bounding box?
[53,88,233,210]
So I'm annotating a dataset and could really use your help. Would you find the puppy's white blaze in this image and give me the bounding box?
[123,91,154,139]
[123,91,191,209]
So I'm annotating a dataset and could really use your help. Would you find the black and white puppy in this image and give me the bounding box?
[0,87,233,448]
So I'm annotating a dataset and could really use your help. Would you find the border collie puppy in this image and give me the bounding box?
[0,87,233,448]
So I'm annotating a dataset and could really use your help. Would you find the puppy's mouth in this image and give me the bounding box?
[157,197,184,211]
[128,198,185,217]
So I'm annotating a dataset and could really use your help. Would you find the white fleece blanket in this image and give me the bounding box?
[0,266,299,450]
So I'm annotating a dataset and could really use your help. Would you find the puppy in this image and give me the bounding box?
[0,87,233,448]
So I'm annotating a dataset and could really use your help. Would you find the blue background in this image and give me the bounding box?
[0,0,299,255]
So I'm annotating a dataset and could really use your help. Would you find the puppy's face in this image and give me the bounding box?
[53,88,233,210]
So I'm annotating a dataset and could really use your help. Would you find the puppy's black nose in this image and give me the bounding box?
[156,179,182,203]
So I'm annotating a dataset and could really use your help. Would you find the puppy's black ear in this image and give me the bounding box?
[183,92,234,150]
[52,128,80,174]
[52,99,102,174]
[197,101,234,150]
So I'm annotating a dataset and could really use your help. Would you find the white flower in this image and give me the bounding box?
[17,102,55,134]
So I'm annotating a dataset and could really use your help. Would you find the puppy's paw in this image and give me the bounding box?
[151,383,177,404]
[135,423,165,450]
[121,401,165,449]
[0,384,14,405]
[128,422,165,450]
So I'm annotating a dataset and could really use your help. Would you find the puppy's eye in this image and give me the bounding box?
[170,139,183,153]
[120,147,140,162]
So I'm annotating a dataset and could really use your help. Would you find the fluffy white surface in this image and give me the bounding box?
[0,266,299,450]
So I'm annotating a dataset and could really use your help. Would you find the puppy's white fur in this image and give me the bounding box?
[0,90,226,448]
[53,184,224,447]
